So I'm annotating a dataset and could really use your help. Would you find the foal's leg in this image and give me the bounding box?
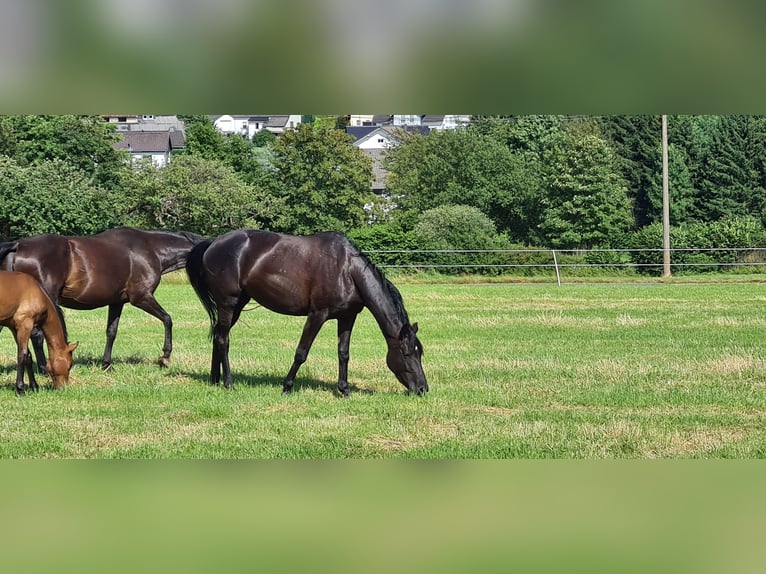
[129,293,173,367]
[102,302,125,370]
[336,314,358,397]
[283,312,328,395]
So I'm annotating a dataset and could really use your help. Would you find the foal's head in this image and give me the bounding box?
[46,341,78,389]
[386,323,428,395]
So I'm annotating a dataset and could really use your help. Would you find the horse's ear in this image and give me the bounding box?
[68,341,79,352]
[411,322,418,334]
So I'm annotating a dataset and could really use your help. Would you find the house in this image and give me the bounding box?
[424,114,472,130]
[213,115,258,138]
[348,125,430,192]
[392,114,471,130]
[102,115,185,132]
[347,114,393,127]
[212,115,301,137]
[264,115,302,135]
[113,130,186,167]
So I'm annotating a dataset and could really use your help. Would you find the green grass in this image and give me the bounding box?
[1,276,765,458]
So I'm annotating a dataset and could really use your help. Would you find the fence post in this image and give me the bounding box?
[552,249,561,286]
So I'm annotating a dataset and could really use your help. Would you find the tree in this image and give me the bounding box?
[0,115,127,189]
[646,142,695,225]
[0,157,119,239]
[252,129,276,147]
[119,155,262,236]
[597,115,662,227]
[540,133,634,249]
[263,123,374,234]
[384,125,541,242]
[181,115,226,159]
[693,115,766,222]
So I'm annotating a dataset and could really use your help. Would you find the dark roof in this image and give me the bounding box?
[372,114,393,125]
[421,115,445,124]
[114,131,185,153]
[350,125,431,148]
[345,126,378,142]
[266,115,289,128]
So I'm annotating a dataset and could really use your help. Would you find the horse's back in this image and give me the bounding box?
[205,229,361,316]
[7,235,70,292]
[0,270,48,326]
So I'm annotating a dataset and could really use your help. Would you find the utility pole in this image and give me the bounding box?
[662,114,671,278]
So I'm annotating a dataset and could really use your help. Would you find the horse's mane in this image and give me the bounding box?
[177,231,207,244]
[348,239,410,326]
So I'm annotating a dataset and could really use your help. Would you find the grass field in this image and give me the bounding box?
[1,273,765,458]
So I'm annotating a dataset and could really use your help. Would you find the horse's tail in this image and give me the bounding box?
[185,238,218,339]
[0,240,18,265]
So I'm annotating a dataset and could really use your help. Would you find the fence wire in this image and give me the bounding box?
[365,247,766,274]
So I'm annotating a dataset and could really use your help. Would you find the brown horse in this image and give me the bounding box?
[0,227,204,372]
[0,271,78,395]
[185,229,428,395]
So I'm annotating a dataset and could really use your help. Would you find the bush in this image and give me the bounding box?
[347,222,417,267]
[626,217,766,274]
[0,157,119,239]
[412,205,513,274]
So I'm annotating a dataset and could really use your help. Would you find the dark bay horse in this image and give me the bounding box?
[185,229,428,395]
[0,271,78,395]
[0,227,204,371]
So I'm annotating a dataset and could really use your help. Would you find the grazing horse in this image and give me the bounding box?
[0,227,204,371]
[0,271,78,395]
[185,229,428,395]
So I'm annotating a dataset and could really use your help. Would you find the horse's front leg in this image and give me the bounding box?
[102,302,125,370]
[283,312,327,395]
[336,314,358,397]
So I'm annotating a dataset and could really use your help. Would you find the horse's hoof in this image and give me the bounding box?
[15,387,25,397]
[101,362,113,372]
[158,357,170,368]
[282,387,292,396]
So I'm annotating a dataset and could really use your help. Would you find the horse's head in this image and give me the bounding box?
[386,323,428,395]
[46,341,78,389]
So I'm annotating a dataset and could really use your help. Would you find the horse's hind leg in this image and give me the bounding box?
[128,293,173,367]
[15,332,36,396]
[25,349,38,393]
[283,312,327,395]
[211,296,248,389]
[30,327,48,375]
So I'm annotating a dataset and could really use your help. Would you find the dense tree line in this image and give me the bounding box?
[2,114,766,265]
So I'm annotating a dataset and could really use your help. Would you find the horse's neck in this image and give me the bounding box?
[353,266,404,340]
[40,301,66,351]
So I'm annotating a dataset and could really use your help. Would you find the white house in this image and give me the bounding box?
[113,130,186,167]
[264,115,302,134]
[349,125,430,192]
[213,115,301,138]
[422,114,472,130]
